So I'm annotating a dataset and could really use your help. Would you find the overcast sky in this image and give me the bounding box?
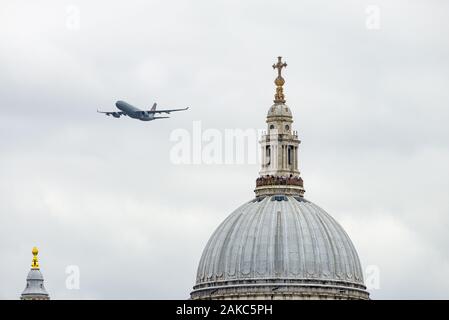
[1,0,448,299]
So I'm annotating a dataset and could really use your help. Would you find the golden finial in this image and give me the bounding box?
[272,56,287,103]
[31,246,39,269]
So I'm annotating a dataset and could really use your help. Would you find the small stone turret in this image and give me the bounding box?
[21,247,50,300]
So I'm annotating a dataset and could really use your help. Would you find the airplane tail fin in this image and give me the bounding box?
[151,103,157,111]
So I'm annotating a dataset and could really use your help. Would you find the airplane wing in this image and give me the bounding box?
[97,109,126,118]
[144,107,189,115]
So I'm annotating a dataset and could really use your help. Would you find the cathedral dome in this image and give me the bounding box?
[191,196,368,300]
[191,57,369,300]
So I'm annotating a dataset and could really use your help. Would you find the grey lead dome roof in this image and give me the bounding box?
[195,196,364,287]
[21,269,49,297]
[267,103,292,118]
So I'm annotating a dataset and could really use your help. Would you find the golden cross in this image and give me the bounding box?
[272,56,287,78]
[272,56,287,103]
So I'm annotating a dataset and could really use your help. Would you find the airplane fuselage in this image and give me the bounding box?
[116,100,155,121]
[99,100,187,121]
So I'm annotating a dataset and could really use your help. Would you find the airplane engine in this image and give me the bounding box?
[112,113,120,118]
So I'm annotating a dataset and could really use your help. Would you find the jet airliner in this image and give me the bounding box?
[98,100,189,121]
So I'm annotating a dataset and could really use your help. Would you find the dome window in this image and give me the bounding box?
[271,195,287,201]
[270,124,275,130]
[285,125,290,130]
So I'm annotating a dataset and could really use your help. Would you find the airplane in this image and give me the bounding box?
[97,100,189,121]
